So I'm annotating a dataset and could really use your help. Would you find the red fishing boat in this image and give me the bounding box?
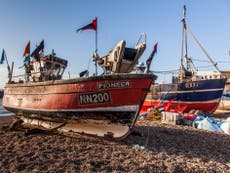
[3,35,156,139]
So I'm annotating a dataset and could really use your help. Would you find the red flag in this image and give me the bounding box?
[77,17,97,32]
[146,42,158,66]
[23,41,30,57]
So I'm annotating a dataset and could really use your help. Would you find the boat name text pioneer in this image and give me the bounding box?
[79,92,110,105]
[98,81,130,89]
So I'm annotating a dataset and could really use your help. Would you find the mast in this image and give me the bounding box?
[179,5,192,82]
[95,25,98,75]
[182,5,220,73]
[181,5,191,72]
[180,6,185,67]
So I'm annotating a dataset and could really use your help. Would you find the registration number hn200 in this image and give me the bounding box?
[79,92,110,105]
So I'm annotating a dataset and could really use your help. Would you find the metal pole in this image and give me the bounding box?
[181,6,186,67]
[95,28,98,75]
[181,21,185,66]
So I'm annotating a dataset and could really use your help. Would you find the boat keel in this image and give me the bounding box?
[17,114,135,140]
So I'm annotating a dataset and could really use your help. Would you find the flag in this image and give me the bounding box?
[76,17,97,32]
[23,56,30,65]
[0,49,5,64]
[146,43,158,66]
[22,41,31,66]
[145,43,158,73]
[31,40,44,60]
[23,41,30,57]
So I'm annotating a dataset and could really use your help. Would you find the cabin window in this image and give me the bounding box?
[123,48,137,61]
[45,61,52,70]
[52,63,61,76]
[59,67,65,76]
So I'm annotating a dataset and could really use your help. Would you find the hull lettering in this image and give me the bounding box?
[79,92,110,105]
[98,81,130,89]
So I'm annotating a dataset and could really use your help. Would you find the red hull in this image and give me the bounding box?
[3,74,153,112]
[140,99,220,114]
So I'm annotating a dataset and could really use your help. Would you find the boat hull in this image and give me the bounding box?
[3,73,155,139]
[141,78,226,114]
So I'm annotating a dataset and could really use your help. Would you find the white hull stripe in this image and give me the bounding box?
[145,98,220,104]
[158,88,223,94]
[7,105,139,113]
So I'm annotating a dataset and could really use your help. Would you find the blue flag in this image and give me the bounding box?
[24,55,30,64]
[0,49,5,64]
[19,55,30,69]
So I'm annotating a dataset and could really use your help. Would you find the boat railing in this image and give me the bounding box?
[10,68,63,83]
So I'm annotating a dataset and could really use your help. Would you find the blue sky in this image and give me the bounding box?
[0,0,230,88]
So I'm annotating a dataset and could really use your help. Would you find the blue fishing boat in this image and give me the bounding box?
[141,6,226,114]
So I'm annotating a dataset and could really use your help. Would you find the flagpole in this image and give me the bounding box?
[77,17,98,75]
[95,19,98,75]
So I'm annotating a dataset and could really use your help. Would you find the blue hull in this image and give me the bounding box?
[142,78,227,114]
[156,78,226,102]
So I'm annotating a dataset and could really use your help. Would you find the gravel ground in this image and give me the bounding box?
[0,116,229,173]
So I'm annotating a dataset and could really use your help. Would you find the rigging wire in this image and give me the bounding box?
[192,58,230,64]
[152,64,221,75]
[152,70,179,74]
